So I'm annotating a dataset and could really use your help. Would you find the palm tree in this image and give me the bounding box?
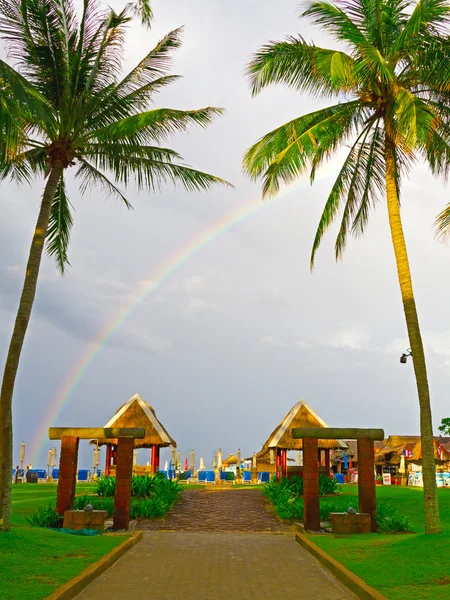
[0,0,230,532]
[244,0,450,534]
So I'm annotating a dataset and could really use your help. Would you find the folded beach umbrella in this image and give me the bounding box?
[199,457,205,470]
[184,457,189,471]
[164,460,169,471]
[343,451,349,470]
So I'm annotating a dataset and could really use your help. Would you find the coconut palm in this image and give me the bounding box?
[0,0,230,532]
[244,0,450,534]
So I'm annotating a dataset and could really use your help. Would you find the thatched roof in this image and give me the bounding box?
[222,454,238,465]
[410,440,450,462]
[262,401,347,450]
[244,448,295,464]
[92,393,176,449]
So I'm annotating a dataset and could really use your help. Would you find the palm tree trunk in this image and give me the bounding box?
[384,136,441,535]
[0,165,63,532]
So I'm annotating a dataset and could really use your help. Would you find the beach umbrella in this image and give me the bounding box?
[199,457,205,470]
[47,449,52,471]
[252,452,257,469]
[52,447,57,466]
[164,460,168,471]
[93,447,99,468]
[184,457,189,471]
[398,454,406,474]
[20,441,26,468]
[177,450,181,470]
[349,458,353,470]
[237,448,241,466]
[217,448,223,469]
[190,449,195,472]
[296,450,302,466]
[171,447,176,464]
[343,451,349,470]
[213,451,217,469]
[133,449,138,466]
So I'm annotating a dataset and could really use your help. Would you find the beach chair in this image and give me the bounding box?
[242,471,252,484]
[52,468,59,480]
[178,471,190,484]
[198,471,207,483]
[77,469,90,482]
[258,472,270,484]
[220,471,227,482]
[224,471,235,484]
[205,471,216,484]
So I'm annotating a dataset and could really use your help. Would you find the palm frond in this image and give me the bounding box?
[247,36,357,97]
[46,175,73,274]
[76,158,132,208]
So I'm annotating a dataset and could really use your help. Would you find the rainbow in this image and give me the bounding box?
[29,171,333,464]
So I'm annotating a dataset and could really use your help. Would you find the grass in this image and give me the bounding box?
[0,483,127,600]
[311,484,450,600]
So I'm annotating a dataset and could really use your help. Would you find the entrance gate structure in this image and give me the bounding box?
[292,427,385,532]
[49,427,145,530]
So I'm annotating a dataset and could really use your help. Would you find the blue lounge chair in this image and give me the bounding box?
[242,471,252,484]
[198,471,207,483]
[258,472,270,484]
[77,469,90,482]
[220,471,227,481]
[52,468,59,480]
[159,470,168,479]
[205,471,216,484]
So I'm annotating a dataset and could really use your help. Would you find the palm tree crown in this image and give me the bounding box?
[0,0,229,272]
[244,0,450,265]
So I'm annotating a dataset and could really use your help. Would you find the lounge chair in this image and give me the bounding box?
[242,471,252,484]
[205,471,216,484]
[198,471,207,483]
[52,468,59,480]
[159,470,168,479]
[77,469,90,482]
[258,472,270,484]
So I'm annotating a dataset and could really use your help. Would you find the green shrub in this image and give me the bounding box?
[94,475,116,497]
[375,502,412,533]
[26,504,61,528]
[73,495,115,516]
[318,474,339,495]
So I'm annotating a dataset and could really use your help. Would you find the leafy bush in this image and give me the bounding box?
[263,474,343,521]
[94,475,116,497]
[73,494,115,516]
[26,504,61,528]
[375,502,412,533]
[319,475,339,495]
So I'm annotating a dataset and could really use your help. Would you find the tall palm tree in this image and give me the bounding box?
[0,0,230,532]
[244,0,450,534]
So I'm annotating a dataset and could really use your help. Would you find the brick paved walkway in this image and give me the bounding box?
[75,532,356,600]
[137,488,289,533]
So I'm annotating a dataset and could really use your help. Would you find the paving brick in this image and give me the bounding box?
[75,532,356,600]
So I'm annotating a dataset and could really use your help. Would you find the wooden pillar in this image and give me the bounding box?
[357,438,377,531]
[276,448,282,481]
[112,444,117,465]
[56,436,79,515]
[325,449,331,477]
[151,445,158,474]
[281,449,287,478]
[105,445,112,475]
[303,437,320,531]
[113,437,134,530]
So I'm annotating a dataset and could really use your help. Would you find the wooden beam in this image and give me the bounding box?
[292,428,385,441]
[49,427,145,440]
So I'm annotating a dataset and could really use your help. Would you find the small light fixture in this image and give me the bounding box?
[400,349,412,364]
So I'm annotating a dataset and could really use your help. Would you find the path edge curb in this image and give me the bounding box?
[45,531,143,600]
[295,533,388,600]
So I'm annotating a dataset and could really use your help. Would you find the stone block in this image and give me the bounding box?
[63,510,108,531]
[330,512,371,535]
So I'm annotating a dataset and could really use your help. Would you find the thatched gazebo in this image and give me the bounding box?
[222,454,238,467]
[92,393,176,475]
[245,447,295,474]
[262,401,347,479]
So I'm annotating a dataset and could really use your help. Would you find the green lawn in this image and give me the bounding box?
[312,484,450,600]
[0,483,128,600]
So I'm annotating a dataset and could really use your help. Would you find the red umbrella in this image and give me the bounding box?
[184,458,189,471]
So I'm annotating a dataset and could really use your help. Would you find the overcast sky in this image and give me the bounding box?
[1,0,450,470]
